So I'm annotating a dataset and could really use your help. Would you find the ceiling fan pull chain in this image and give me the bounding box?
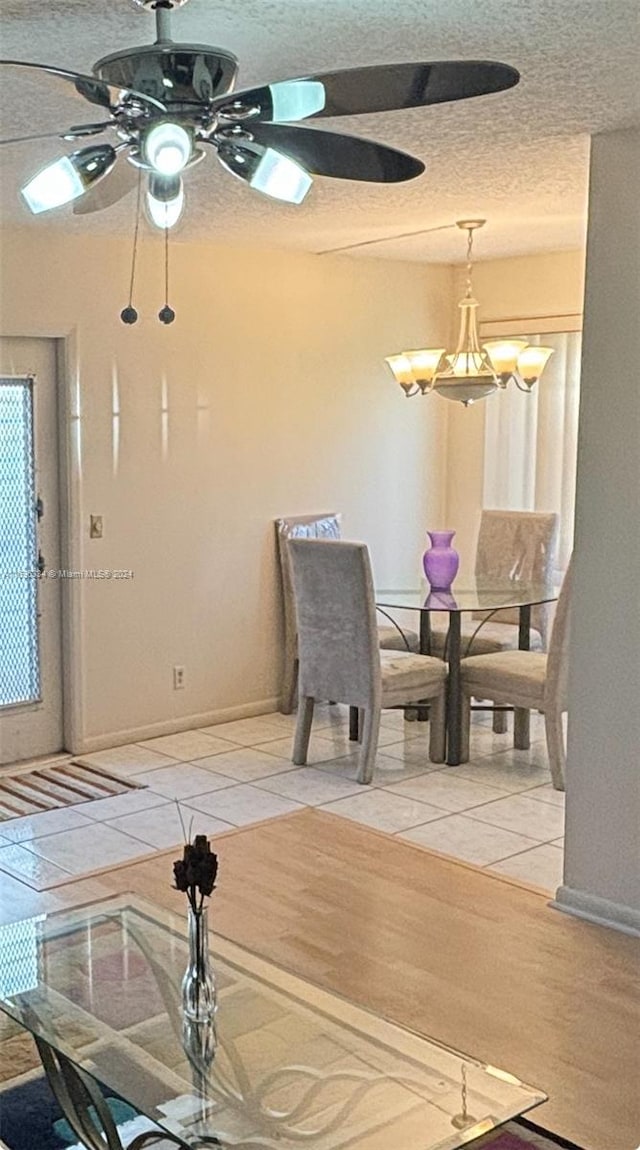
[120,169,143,324]
[158,222,176,324]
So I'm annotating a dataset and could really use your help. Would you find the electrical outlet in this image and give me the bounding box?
[173,665,186,690]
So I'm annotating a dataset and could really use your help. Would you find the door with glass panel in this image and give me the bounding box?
[0,338,63,764]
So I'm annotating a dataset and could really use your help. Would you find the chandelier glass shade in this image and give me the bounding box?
[385,221,554,406]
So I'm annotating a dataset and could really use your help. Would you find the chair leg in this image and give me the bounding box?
[357,708,381,785]
[492,709,508,734]
[280,655,298,715]
[544,707,566,791]
[460,694,471,763]
[514,706,531,750]
[428,692,446,763]
[293,696,314,765]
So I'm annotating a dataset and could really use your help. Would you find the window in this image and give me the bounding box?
[483,331,581,577]
[0,377,40,706]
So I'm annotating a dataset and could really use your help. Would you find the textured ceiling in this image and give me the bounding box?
[0,0,638,262]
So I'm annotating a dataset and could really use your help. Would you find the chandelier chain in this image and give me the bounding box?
[465,228,474,299]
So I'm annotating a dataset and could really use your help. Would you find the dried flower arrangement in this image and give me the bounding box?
[173,827,219,915]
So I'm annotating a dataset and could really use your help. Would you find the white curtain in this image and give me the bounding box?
[483,331,581,577]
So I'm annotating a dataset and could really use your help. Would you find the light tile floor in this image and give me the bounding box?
[0,706,565,897]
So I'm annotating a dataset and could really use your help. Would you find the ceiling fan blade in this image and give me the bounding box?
[214,60,519,123]
[233,124,424,182]
[73,159,139,214]
[0,123,113,147]
[0,60,166,115]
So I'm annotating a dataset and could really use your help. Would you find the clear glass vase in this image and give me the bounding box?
[182,906,217,1022]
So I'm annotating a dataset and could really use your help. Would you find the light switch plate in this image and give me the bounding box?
[90,515,103,539]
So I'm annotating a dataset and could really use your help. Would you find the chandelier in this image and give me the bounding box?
[385,220,554,406]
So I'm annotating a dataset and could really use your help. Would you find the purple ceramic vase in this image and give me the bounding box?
[422,530,459,591]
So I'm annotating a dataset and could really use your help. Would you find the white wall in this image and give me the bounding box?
[555,128,640,933]
[0,228,452,750]
[443,251,585,571]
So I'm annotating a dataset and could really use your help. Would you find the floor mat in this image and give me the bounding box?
[0,760,143,820]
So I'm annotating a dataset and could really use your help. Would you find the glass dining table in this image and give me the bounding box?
[376,579,558,766]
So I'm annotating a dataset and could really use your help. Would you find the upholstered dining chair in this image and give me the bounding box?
[427,509,558,732]
[459,558,573,790]
[288,539,447,783]
[275,513,419,713]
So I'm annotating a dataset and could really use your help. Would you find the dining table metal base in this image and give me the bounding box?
[421,603,533,767]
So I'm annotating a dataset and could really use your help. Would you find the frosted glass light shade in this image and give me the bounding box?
[385,354,415,393]
[22,157,83,213]
[405,348,445,390]
[218,141,312,204]
[483,339,529,385]
[21,145,116,213]
[517,345,554,386]
[144,122,192,175]
[146,175,184,228]
[446,350,489,377]
[269,80,326,122]
[250,147,312,203]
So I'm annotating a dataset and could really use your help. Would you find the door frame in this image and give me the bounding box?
[0,336,68,761]
[0,325,88,756]
[56,329,85,756]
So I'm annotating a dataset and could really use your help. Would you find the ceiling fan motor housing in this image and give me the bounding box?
[94,44,239,108]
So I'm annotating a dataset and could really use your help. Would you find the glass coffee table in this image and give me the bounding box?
[0,894,545,1149]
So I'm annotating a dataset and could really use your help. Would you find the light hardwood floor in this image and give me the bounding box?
[3,809,639,1150]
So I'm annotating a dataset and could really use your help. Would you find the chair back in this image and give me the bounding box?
[544,557,573,711]
[474,509,559,643]
[275,513,341,652]
[288,539,380,710]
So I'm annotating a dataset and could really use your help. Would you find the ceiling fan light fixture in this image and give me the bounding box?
[250,146,312,203]
[268,79,327,122]
[143,121,192,175]
[146,173,184,228]
[20,143,116,213]
[218,139,312,204]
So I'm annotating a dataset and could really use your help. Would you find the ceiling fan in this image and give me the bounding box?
[0,0,520,229]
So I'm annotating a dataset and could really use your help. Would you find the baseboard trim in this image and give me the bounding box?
[71,696,282,755]
[551,885,640,937]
